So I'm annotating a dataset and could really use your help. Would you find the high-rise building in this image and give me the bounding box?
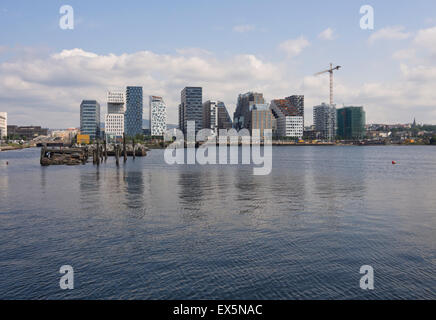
[149,96,167,136]
[233,92,265,130]
[285,95,304,125]
[105,114,124,139]
[105,90,125,139]
[180,87,202,135]
[80,100,100,140]
[125,86,143,137]
[107,90,125,114]
[203,100,232,135]
[178,104,184,132]
[314,103,337,141]
[0,112,7,138]
[270,99,303,138]
[337,106,366,140]
[250,104,274,138]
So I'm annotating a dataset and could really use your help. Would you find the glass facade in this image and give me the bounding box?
[202,100,233,135]
[125,86,143,137]
[250,104,274,138]
[233,92,265,130]
[180,87,202,135]
[80,100,100,140]
[337,106,366,140]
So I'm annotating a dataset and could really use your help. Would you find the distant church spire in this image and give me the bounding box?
[412,118,417,128]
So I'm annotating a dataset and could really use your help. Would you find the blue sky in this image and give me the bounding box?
[1,0,436,127]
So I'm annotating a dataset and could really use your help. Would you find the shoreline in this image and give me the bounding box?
[0,145,33,152]
[1,144,434,152]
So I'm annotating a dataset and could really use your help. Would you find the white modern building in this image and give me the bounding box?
[105,114,125,138]
[107,90,125,114]
[0,112,7,138]
[149,96,167,136]
[314,103,336,141]
[283,116,304,138]
[105,90,125,139]
[270,99,303,138]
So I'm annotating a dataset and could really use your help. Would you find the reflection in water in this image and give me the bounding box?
[177,169,206,223]
[40,167,46,191]
[0,167,8,206]
[123,171,144,210]
[0,147,435,300]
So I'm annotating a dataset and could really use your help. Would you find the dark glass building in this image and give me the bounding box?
[337,106,366,140]
[80,100,100,140]
[125,86,143,137]
[202,100,232,135]
[180,87,202,135]
[233,92,265,130]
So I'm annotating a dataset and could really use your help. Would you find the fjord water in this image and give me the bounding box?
[0,146,434,299]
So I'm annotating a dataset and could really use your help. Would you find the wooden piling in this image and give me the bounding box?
[132,138,136,160]
[123,133,127,163]
[96,141,100,166]
[82,147,87,164]
[104,139,107,161]
[40,145,46,165]
[115,144,120,166]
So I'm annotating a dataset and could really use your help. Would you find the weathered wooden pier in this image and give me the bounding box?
[40,135,148,166]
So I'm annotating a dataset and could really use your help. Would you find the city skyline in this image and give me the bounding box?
[1,1,436,127]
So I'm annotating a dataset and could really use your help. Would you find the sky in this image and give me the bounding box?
[0,0,436,128]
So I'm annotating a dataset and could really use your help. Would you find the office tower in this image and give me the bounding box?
[125,86,143,137]
[107,90,125,114]
[105,114,124,139]
[270,99,303,138]
[105,90,125,139]
[337,106,366,140]
[180,87,202,135]
[0,112,7,138]
[314,103,337,141]
[285,95,304,124]
[216,101,233,130]
[80,100,100,140]
[233,92,265,130]
[250,103,274,138]
[203,100,233,135]
[149,96,167,136]
[178,104,184,132]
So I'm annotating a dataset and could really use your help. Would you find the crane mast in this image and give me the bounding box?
[314,63,341,106]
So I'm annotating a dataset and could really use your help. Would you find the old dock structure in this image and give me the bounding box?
[40,136,148,166]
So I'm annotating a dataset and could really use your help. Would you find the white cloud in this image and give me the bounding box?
[232,24,255,33]
[2,33,436,129]
[393,48,416,60]
[369,26,412,44]
[414,26,436,54]
[318,28,336,40]
[278,36,310,58]
[0,48,284,127]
